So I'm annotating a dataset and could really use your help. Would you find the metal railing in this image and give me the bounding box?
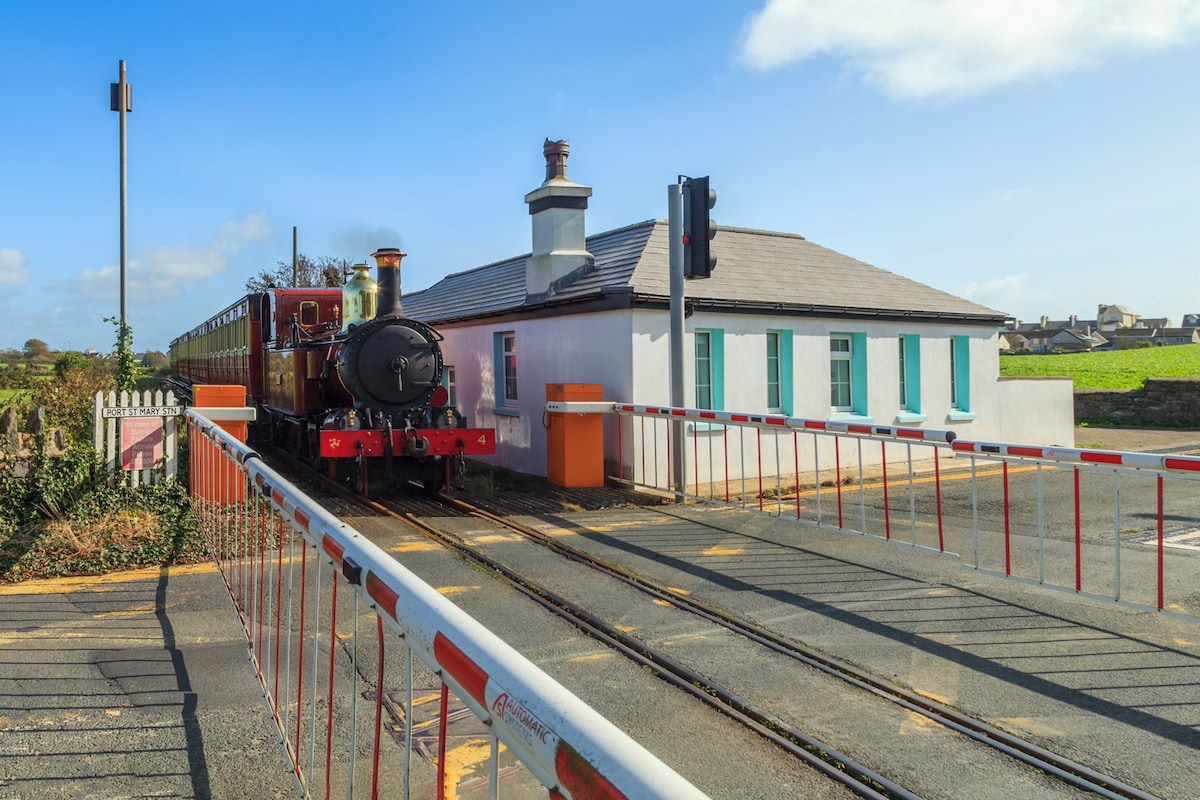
[186,408,708,800]
[549,401,1200,622]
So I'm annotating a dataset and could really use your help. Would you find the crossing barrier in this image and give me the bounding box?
[186,407,708,800]
[547,401,1200,621]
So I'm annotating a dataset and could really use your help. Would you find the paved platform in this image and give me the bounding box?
[0,564,293,799]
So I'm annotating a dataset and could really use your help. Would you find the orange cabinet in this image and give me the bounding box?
[546,383,604,488]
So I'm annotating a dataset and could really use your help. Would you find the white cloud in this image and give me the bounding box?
[739,0,1200,98]
[70,212,272,302]
[957,272,1051,316]
[0,248,30,286]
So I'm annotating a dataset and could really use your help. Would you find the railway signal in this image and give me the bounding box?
[682,175,717,279]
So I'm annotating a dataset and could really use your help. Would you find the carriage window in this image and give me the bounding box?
[300,301,319,326]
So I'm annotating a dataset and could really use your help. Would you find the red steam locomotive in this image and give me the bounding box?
[169,248,495,493]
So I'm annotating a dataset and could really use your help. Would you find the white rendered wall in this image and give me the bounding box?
[439,307,1074,482]
[436,310,633,476]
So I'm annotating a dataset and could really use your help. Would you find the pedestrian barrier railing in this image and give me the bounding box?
[186,408,709,800]
[548,401,1200,622]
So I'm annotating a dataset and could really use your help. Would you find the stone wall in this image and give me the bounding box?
[1,406,69,477]
[1075,378,1200,426]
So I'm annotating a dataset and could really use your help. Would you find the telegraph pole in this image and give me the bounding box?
[110,61,132,355]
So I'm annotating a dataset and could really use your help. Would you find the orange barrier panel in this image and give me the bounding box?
[191,385,250,504]
[546,383,604,488]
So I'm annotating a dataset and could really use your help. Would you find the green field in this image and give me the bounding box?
[0,389,31,408]
[1000,343,1200,389]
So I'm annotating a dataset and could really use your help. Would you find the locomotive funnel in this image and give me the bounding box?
[371,248,406,317]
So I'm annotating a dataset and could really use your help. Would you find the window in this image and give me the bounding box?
[766,330,793,414]
[442,366,457,409]
[897,334,921,417]
[694,328,724,410]
[950,335,971,414]
[829,335,853,411]
[696,331,713,409]
[492,332,518,412]
[830,333,868,417]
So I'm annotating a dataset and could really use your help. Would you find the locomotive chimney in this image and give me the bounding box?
[371,248,406,318]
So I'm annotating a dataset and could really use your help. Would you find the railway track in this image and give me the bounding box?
[289,465,1160,800]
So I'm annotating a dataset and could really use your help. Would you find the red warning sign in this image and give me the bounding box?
[121,417,163,470]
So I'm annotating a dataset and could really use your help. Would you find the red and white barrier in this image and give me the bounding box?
[187,408,709,800]
[551,401,1200,621]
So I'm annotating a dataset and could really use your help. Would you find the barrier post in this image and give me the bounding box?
[190,385,254,504]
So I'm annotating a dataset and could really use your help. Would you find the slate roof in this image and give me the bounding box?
[402,219,1004,325]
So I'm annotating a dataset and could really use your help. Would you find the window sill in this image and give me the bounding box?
[946,410,977,422]
[894,412,927,424]
[829,412,875,424]
[494,407,520,418]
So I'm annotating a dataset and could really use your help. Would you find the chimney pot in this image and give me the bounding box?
[543,138,570,182]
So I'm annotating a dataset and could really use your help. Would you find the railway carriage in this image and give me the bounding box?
[170,248,495,493]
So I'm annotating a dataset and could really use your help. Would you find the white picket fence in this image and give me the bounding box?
[93,390,181,486]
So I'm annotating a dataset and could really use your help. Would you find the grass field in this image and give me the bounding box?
[0,389,31,408]
[1000,343,1200,389]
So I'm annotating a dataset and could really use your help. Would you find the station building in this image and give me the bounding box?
[404,141,1074,479]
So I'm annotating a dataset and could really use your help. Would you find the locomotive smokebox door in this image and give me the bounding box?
[338,318,442,410]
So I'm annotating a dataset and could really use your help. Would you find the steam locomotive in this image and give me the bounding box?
[169,248,496,494]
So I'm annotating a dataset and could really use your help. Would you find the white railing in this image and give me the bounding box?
[187,407,708,800]
[550,401,1200,621]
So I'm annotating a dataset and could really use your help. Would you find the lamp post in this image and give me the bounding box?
[110,60,132,357]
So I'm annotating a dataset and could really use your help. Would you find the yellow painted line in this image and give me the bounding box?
[700,546,743,557]
[651,599,672,607]
[569,652,614,663]
[996,717,1067,738]
[466,533,522,545]
[443,739,497,800]
[667,586,690,595]
[899,709,945,734]
[790,463,1044,500]
[614,624,636,632]
[0,562,218,595]
[388,541,440,553]
[437,585,481,597]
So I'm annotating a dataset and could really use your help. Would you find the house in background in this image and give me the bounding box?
[1182,313,1200,327]
[1107,327,1159,350]
[1156,328,1200,346]
[1097,304,1140,331]
[403,141,1075,481]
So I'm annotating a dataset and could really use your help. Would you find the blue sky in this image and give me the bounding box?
[3,1,1199,353]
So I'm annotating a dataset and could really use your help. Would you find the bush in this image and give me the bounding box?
[0,480,209,582]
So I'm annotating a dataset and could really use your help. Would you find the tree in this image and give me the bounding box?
[22,339,50,360]
[244,254,352,292]
[141,350,169,373]
[54,351,95,379]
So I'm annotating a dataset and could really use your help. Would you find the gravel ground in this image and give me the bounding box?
[1072,425,1200,452]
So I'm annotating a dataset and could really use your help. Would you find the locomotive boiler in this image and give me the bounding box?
[169,248,495,494]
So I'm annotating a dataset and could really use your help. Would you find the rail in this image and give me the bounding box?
[186,407,708,799]
[548,401,1200,621]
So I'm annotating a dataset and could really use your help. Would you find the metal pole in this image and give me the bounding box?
[667,182,685,498]
[112,61,131,355]
[293,226,299,286]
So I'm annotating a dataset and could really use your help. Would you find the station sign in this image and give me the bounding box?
[101,406,183,419]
